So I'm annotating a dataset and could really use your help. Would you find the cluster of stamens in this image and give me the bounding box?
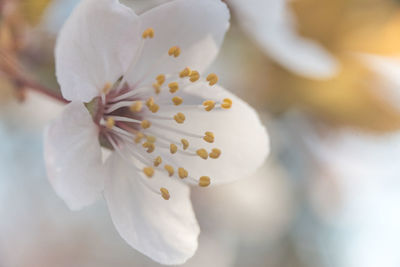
[97,28,232,200]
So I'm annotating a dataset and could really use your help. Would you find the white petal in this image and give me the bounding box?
[104,153,199,265]
[126,0,230,85]
[44,102,105,210]
[156,83,269,185]
[230,0,339,79]
[55,0,140,102]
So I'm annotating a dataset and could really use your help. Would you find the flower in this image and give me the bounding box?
[228,0,339,78]
[44,0,269,264]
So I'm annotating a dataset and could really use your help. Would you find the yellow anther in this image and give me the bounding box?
[178,167,188,179]
[189,70,200,82]
[168,46,181,57]
[168,82,179,93]
[154,156,162,167]
[164,165,175,177]
[153,83,161,94]
[221,98,232,109]
[149,103,159,113]
[196,149,208,160]
[142,142,155,153]
[203,100,216,111]
[209,148,221,159]
[146,135,156,143]
[141,120,151,129]
[199,176,211,187]
[106,117,115,129]
[206,73,218,86]
[170,143,178,154]
[130,101,143,112]
[156,74,166,85]
[203,131,215,143]
[146,97,155,108]
[102,82,112,94]
[179,67,192,78]
[143,167,154,178]
[142,28,155,39]
[181,139,189,150]
[160,188,170,200]
[174,112,186,124]
[134,132,145,143]
[172,96,183,106]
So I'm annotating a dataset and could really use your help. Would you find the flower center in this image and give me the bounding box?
[91,28,232,200]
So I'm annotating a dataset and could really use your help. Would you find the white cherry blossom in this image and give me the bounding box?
[44,0,269,264]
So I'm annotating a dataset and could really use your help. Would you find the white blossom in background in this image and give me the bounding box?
[44,0,269,265]
[228,0,339,79]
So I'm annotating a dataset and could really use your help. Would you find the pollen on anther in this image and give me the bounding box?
[164,165,174,177]
[196,149,208,160]
[130,101,143,112]
[203,131,214,143]
[168,82,179,93]
[168,46,181,57]
[153,83,161,94]
[221,98,233,109]
[209,148,221,159]
[170,144,178,154]
[142,28,155,39]
[181,139,189,150]
[189,70,200,82]
[199,176,211,187]
[178,167,188,179]
[160,188,170,200]
[143,167,154,178]
[179,67,192,78]
[106,117,115,129]
[146,97,155,108]
[149,103,159,113]
[141,120,151,129]
[172,96,183,106]
[203,100,216,112]
[154,156,162,167]
[146,135,156,143]
[206,73,218,86]
[143,142,155,153]
[174,112,185,124]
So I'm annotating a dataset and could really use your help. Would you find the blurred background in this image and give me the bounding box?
[1,0,400,266]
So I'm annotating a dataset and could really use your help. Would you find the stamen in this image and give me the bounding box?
[153,83,161,94]
[209,148,221,159]
[168,46,181,57]
[142,142,155,153]
[172,96,183,106]
[141,120,151,129]
[149,103,160,113]
[199,176,211,187]
[156,74,166,85]
[173,112,185,124]
[206,73,218,86]
[142,28,155,39]
[203,132,214,143]
[146,97,155,108]
[143,167,155,178]
[181,139,189,150]
[178,167,188,179]
[164,165,174,177]
[168,82,179,93]
[196,149,208,160]
[203,100,216,111]
[106,118,115,129]
[160,188,170,200]
[135,132,145,143]
[170,144,178,154]
[221,98,233,109]
[146,135,156,143]
[130,101,143,112]
[154,156,162,167]
[179,67,192,78]
[189,71,200,82]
